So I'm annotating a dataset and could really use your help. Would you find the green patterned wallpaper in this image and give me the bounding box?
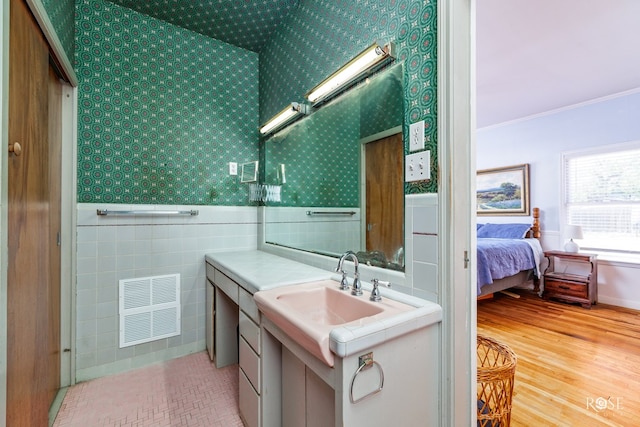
[265,63,403,207]
[105,0,300,53]
[41,0,75,64]
[260,0,437,194]
[266,90,360,207]
[75,0,259,205]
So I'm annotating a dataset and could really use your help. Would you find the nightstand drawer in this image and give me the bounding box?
[545,278,588,298]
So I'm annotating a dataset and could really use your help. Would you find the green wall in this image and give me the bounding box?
[41,0,75,63]
[264,62,404,207]
[259,0,437,194]
[266,90,361,207]
[75,0,259,205]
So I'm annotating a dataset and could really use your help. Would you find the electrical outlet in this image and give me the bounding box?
[229,162,237,175]
[405,151,430,182]
[409,120,425,152]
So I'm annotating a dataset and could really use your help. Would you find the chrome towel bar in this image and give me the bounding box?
[97,209,199,216]
[305,210,356,216]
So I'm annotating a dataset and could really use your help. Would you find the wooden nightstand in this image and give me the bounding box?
[543,250,598,308]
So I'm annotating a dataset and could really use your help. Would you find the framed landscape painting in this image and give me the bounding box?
[477,164,530,216]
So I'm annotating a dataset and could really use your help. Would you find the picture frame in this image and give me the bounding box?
[477,164,530,216]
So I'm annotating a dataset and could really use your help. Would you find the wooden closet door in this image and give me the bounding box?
[7,0,61,424]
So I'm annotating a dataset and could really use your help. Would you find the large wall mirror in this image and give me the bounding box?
[263,63,405,271]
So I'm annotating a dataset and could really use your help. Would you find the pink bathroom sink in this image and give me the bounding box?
[276,285,384,324]
[254,279,414,367]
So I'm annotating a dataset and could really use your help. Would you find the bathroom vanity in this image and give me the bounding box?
[205,251,333,426]
[205,251,442,427]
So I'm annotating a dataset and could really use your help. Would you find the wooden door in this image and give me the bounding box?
[7,0,62,424]
[365,133,404,263]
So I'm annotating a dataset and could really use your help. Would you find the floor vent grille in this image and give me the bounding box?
[119,274,180,348]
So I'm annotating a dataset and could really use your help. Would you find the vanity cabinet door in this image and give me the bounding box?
[206,279,215,361]
[239,370,260,427]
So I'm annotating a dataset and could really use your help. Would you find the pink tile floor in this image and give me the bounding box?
[53,352,244,427]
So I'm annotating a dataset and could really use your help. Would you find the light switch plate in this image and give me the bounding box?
[405,151,430,182]
[229,162,237,175]
[409,120,425,152]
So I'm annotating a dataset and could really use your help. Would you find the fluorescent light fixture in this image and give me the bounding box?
[259,102,307,135]
[305,41,396,105]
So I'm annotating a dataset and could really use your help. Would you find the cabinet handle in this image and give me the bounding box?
[559,285,570,290]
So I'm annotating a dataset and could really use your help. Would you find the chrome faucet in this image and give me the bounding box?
[370,279,391,302]
[335,250,362,295]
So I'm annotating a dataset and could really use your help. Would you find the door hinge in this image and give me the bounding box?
[464,250,470,269]
[57,231,61,246]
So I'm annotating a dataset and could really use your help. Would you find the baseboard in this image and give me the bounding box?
[49,387,68,426]
[598,295,640,311]
[75,341,205,383]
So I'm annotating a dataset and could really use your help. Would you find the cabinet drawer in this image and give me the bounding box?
[240,310,260,355]
[240,336,260,392]
[214,268,239,304]
[239,287,260,324]
[239,369,260,427]
[205,262,215,282]
[545,278,588,298]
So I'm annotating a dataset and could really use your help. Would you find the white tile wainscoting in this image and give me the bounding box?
[75,204,259,381]
[74,195,440,382]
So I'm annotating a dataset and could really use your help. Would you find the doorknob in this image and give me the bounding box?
[9,142,22,156]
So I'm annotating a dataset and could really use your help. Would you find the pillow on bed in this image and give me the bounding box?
[477,223,531,239]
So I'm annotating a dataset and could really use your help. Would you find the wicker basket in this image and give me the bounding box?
[477,334,517,427]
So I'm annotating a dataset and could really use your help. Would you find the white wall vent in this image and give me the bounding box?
[119,274,181,348]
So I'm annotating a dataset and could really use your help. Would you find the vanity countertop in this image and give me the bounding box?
[205,250,333,294]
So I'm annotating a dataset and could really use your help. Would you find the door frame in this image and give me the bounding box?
[1,0,78,421]
[60,84,77,388]
[438,0,476,425]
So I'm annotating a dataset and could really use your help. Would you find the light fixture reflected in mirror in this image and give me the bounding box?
[305,41,396,105]
[259,102,308,136]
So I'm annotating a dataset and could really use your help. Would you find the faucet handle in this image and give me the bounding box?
[370,279,391,302]
[338,270,350,291]
[351,275,363,296]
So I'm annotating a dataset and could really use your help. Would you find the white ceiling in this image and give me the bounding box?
[476,0,640,128]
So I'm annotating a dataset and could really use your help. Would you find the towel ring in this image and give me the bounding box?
[349,358,384,404]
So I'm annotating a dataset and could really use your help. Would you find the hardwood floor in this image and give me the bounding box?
[477,290,640,426]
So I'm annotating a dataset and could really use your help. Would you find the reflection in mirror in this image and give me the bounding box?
[240,161,259,183]
[263,64,405,271]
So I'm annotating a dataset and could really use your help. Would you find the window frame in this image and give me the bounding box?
[561,140,640,257]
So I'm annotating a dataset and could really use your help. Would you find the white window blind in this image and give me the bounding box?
[563,143,640,254]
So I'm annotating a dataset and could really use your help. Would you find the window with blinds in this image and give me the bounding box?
[563,142,640,254]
